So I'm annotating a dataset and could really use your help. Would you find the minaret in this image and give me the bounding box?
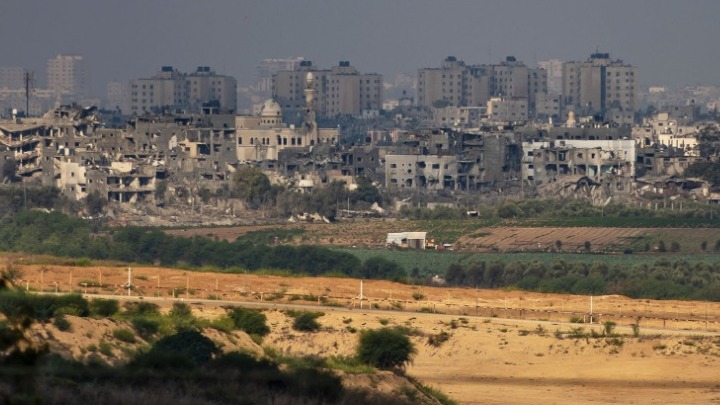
[303,72,319,143]
[566,110,576,128]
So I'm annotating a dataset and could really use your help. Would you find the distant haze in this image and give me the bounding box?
[2,0,719,96]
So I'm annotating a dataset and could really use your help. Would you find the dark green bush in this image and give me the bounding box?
[150,330,218,366]
[131,317,160,340]
[228,307,269,336]
[291,312,322,332]
[357,328,416,371]
[168,302,197,330]
[0,291,88,323]
[89,299,119,317]
[123,301,160,317]
[112,328,136,343]
[53,313,71,332]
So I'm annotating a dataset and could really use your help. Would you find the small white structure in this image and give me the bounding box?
[406,232,427,250]
[386,232,427,250]
[386,233,407,247]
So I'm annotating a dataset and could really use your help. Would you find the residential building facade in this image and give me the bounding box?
[562,53,636,121]
[129,66,237,115]
[417,56,547,113]
[47,55,88,99]
[272,61,383,119]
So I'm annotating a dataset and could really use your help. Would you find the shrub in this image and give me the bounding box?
[151,330,218,366]
[292,312,322,332]
[228,307,269,336]
[169,302,196,330]
[0,291,88,323]
[98,341,113,357]
[357,328,416,371]
[209,316,235,333]
[412,292,425,300]
[89,299,119,317]
[131,317,160,340]
[123,301,160,317]
[53,313,72,332]
[427,331,450,347]
[603,321,617,336]
[113,328,136,343]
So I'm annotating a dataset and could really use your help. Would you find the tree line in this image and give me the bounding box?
[0,210,404,280]
[3,211,720,302]
[444,258,720,301]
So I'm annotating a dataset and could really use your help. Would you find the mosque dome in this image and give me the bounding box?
[261,99,282,118]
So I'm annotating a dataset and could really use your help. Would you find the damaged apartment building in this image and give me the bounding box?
[1,72,344,207]
[519,125,636,199]
[384,128,523,192]
[2,105,240,205]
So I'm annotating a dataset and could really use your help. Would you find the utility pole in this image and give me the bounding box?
[589,295,594,324]
[127,267,132,296]
[359,280,364,309]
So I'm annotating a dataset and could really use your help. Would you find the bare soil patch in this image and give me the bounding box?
[8,258,720,404]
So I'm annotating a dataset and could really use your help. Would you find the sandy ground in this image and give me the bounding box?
[259,307,720,405]
[8,258,720,333]
[7,257,720,404]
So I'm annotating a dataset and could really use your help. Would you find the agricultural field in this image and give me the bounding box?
[456,226,720,254]
[166,218,720,255]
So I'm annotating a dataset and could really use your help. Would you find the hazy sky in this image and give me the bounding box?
[1,0,719,96]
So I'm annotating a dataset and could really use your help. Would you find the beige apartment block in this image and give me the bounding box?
[562,53,636,119]
[272,61,382,118]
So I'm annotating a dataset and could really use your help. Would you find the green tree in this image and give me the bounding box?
[85,190,107,216]
[132,330,218,369]
[233,166,273,209]
[89,299,119,317]
[357,328,416,371]
[445,263,466,286]
[355,257,404,280]
[350,176,381,205]
[228,307,269,336]
[1,160,17,183]
[169,302,197,330]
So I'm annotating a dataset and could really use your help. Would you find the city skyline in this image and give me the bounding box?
[1,0,719,97]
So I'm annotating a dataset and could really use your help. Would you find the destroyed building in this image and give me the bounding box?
[0,72,713,216]
[522,139,636,183]
[385,128,522,192]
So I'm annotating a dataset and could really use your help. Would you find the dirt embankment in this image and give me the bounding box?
[8,258,720,404]
[29,303,720,405]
